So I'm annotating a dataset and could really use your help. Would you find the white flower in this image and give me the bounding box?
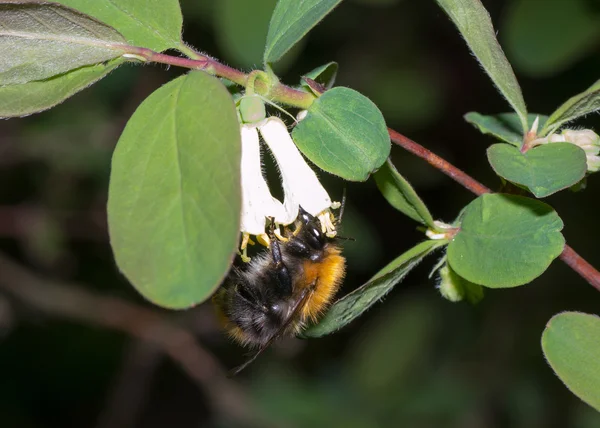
[258,117,335,233]
[239,124,285,239]
[545,129,600,173]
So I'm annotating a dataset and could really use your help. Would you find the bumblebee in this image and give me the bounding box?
[213,207,346,374]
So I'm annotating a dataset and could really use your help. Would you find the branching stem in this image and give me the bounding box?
[123,46,600,292]
[388,128,600,292]
[123,46,315,109]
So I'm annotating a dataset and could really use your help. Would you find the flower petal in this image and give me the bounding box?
[259,117,332,224]
[240,124,285,235]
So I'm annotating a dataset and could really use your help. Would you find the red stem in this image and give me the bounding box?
[123,47,314,109]
[388,128,600,292]
[388,128,491,196]
[124,46,600,292]
[559,246,600,291]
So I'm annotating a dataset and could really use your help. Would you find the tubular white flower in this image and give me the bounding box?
[546,129,600,173]
[239,124,285,236]
[258,117,333,226]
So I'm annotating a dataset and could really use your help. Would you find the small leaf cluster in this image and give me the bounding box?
[2,0,600,413]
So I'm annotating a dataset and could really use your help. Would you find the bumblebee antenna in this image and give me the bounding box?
[228,286,314,377]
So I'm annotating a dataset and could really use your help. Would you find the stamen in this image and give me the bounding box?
[240,233,251,263]
[256,233,270,247]
[318,211,337,238]
[274,228,289,242]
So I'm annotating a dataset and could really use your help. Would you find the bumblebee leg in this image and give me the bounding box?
[268,219,293,296]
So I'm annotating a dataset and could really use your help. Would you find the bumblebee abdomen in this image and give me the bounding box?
[298,244,346,322]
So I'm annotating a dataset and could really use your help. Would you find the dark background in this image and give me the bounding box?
[1,0,600,427]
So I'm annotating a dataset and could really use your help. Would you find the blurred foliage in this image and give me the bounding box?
[1,0,600,427]
[503,0,600,78]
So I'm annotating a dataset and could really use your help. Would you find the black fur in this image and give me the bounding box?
[217,207,330,346]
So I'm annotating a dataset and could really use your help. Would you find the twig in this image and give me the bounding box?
[388,128,600,292]
[559,245,600,291]
[0,253,266,426]
[123,46,315,109]
[388,128,490,196]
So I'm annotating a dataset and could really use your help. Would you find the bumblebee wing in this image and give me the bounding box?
[229,285,314,376]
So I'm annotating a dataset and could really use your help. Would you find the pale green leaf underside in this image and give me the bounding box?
[542,312,600,412]
[436,0,528,130]
[55,0,182,52]
[0,1,126,85]
[447,194,564,288]
[303,239,445,338]
[108,72,241,309]
[264,0,343,63]
[542,79,600,135]
[487,143,587,198]
[0,58,124,118]
[292,87,390,181]
[465,112,548,147]
[374,158,435,227]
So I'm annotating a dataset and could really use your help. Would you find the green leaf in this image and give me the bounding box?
[373,158,435,227]
[108,72,241,309]
[543,311,600,412]
[465,112,548,147]
[55,0,182,52]
[301,61,338,91]
[303,240,445,337]
[292,87,390,181]
[504,0,600,78]
[435,0,528,131]
[0,1,127,85]
[264,0,343,63]
[542,79,600,136]
[0,58,124,118]
[447,194,564,288]
[487,143,587,198]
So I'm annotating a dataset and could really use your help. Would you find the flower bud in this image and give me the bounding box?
[239,95,266,124]
[437,263,484,304]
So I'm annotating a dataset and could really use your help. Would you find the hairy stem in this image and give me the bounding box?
[388,128,600,292]
[123,47,315,109]
[124,45,600,291]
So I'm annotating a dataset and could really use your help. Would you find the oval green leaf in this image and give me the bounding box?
[264,0,343,64]
[55,0,182,52]
[447,194,564,288]
[291,87,390,181]
[0,1,127,85]
[542,311,600,412]
[487,143,587,198]
[108,72,241,309]
[542,79,600,136]
[303,239,445,338]
[435,0,528,131]
[374,158,435,227]
[0,58,124,118]
[465,112,548,147]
